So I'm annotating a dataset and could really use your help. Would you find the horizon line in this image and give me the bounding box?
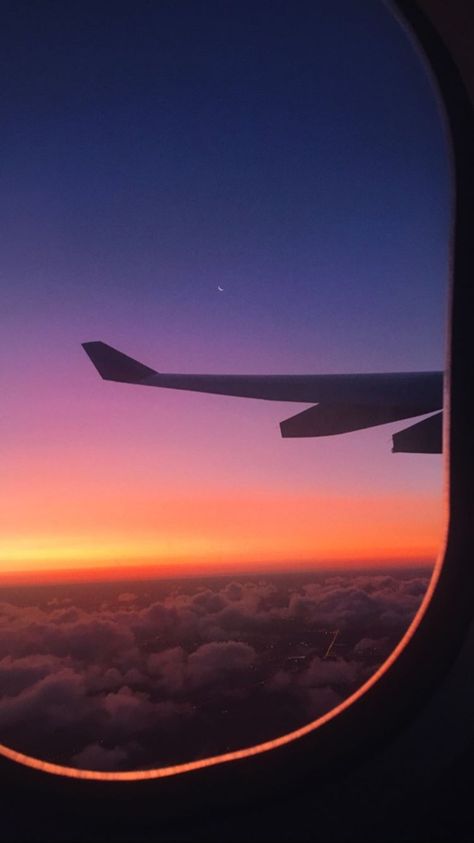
[0,557,436,587]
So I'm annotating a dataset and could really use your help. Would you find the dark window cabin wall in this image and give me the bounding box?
[0,3,473,841]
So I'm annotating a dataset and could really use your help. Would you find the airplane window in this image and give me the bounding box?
[0,0,449,776]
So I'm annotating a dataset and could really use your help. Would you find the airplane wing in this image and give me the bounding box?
[82,341,443,453]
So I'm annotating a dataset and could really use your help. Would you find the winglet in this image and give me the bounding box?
[82,341,157,383]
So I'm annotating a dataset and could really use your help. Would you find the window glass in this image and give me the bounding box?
[0,0,448,773]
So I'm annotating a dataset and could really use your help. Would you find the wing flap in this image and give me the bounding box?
[280,403,437,438]
[392,411,443,453]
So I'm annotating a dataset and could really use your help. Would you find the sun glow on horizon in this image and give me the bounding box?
[0,488,444,582]
[0,0,447,599]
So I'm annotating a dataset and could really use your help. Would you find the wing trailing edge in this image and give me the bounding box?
[280,403,440,438]
[81,341,443,451]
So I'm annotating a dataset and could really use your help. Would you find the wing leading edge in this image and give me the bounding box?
[82,341,443,453]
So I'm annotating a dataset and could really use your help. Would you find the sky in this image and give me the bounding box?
[0,0,450,581]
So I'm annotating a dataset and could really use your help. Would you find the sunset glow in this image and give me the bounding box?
[1,0,448,586]
[0,488,443,582]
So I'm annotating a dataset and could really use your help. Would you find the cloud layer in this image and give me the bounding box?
[0,570,429,770]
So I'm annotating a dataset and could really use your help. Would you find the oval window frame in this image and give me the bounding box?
[0,0,472,830]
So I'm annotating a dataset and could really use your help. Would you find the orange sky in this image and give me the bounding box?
[1,368,445,586]
[0,475,444,583]
[0,0,448,590]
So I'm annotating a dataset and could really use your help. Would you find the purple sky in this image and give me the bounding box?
[1,0,449,577]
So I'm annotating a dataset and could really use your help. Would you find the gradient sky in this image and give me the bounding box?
[1,0,450,580]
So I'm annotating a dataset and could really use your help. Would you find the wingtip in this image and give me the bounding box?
[81,341,157,383]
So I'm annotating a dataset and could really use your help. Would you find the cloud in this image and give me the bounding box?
[147,647,186,694]
[70,742,129,771]
[0,569,430,770]
[300,655,361,689]
[117,592,137,604]
[0,667,91,730]
[0,653,66,696]
[187,640,256,688]
[353,637,389,658]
